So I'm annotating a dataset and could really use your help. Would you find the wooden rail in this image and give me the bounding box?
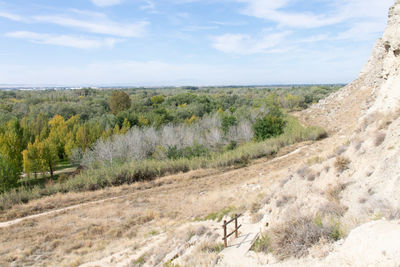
[222,213,242,248]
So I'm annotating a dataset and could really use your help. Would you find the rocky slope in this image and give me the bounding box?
[214,0,400,266]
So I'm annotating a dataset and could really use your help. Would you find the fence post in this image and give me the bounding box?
[234,214,238,238]
[223,220,227,248]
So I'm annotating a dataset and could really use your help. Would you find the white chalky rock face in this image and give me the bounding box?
[365,0,400,114]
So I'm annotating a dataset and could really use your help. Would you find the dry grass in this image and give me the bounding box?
[264,215,344,260]
[276,195,293,208]
[318,202,348,217]
[0,127,333,266]
[334,156,350,173]
[250,202,262,214]
[326,183,347,203]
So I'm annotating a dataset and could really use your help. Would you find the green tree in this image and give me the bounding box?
[0,119,24,175]
[38,139,59,179]
[22,141,42,179]
[253,109,286,141]
[47,115,68,159]
[151,95,165,106]
[221,114,237,135]
[109,91,131,115]
[0,154,20,193]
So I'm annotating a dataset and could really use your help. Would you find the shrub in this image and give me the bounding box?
[374,132,386,146]
[253,114,285,141]
[334,156,350,172]
[251,233,271,253]
[109,91,131,115]
[267,216,341,260]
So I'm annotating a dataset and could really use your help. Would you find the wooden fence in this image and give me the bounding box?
[222,214,242,248]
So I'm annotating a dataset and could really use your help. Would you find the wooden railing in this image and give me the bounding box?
[222,213,242,248]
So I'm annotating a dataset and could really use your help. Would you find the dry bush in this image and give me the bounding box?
[267,216,338,260]
[374,132,386,146]
[250,202,262,214]
[296,166,310,179]
[296,166,316,181]
[276,195,293,208]
[326,183,347,203]
[360,112,382,131]
[388,209,400,220]
[334,156,350,173]
[318,202,348,217]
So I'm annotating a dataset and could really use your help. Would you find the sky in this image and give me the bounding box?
[0,0,394,86]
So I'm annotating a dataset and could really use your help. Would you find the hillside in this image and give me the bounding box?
[1,1,400,266]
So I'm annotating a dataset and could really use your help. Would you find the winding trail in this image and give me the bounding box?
[0,143,312,229]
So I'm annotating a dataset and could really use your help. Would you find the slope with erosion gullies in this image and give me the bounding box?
[218,0,400,265]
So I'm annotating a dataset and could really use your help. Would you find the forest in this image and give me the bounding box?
[0,85,340,209]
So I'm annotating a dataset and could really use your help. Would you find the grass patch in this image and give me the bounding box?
[251,233,271,253]
[202,206,236,222]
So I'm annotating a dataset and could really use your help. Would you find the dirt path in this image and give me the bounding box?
[0,137,342,266]
[217,214,266,267]
[0,142,316,229]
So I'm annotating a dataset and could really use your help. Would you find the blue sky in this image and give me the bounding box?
[0,0,394,86]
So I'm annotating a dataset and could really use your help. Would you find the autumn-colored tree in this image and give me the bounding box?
[0,119,24,173]
[22,141,42,179]
[48,115,68,159]
[151,95,165,106]
[75,126,89,150]
[38,139,59,179]
[109,91,131,115]
[120,118,131,134]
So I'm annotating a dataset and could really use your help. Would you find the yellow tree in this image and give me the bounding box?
[48,115,68,159]
[37,139,59,179]
[120,118,131,134]
[75,126,89,150]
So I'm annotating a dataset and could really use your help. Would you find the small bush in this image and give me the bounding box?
[374,132,386,146]
[203,206,236,222]
[267,216,342,260]
[334,156,350,172]
[253,110,286,141]
[200,242,224,254]
[250,202,262,214]
[326,183,347,203]
[276,195,292,208]
[251,233,271,253]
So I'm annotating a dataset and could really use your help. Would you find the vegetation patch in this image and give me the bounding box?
[0,86,331,211]
[334,156,350,173]
[255,215,345,260]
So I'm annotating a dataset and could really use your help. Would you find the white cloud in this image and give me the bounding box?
[212,31,290,54]
[5,31,119,49]
[90,0,123,7]
[33,14,148,37]
[337,22,386,41]
[0,11,23,21]
[237,0,393,29]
